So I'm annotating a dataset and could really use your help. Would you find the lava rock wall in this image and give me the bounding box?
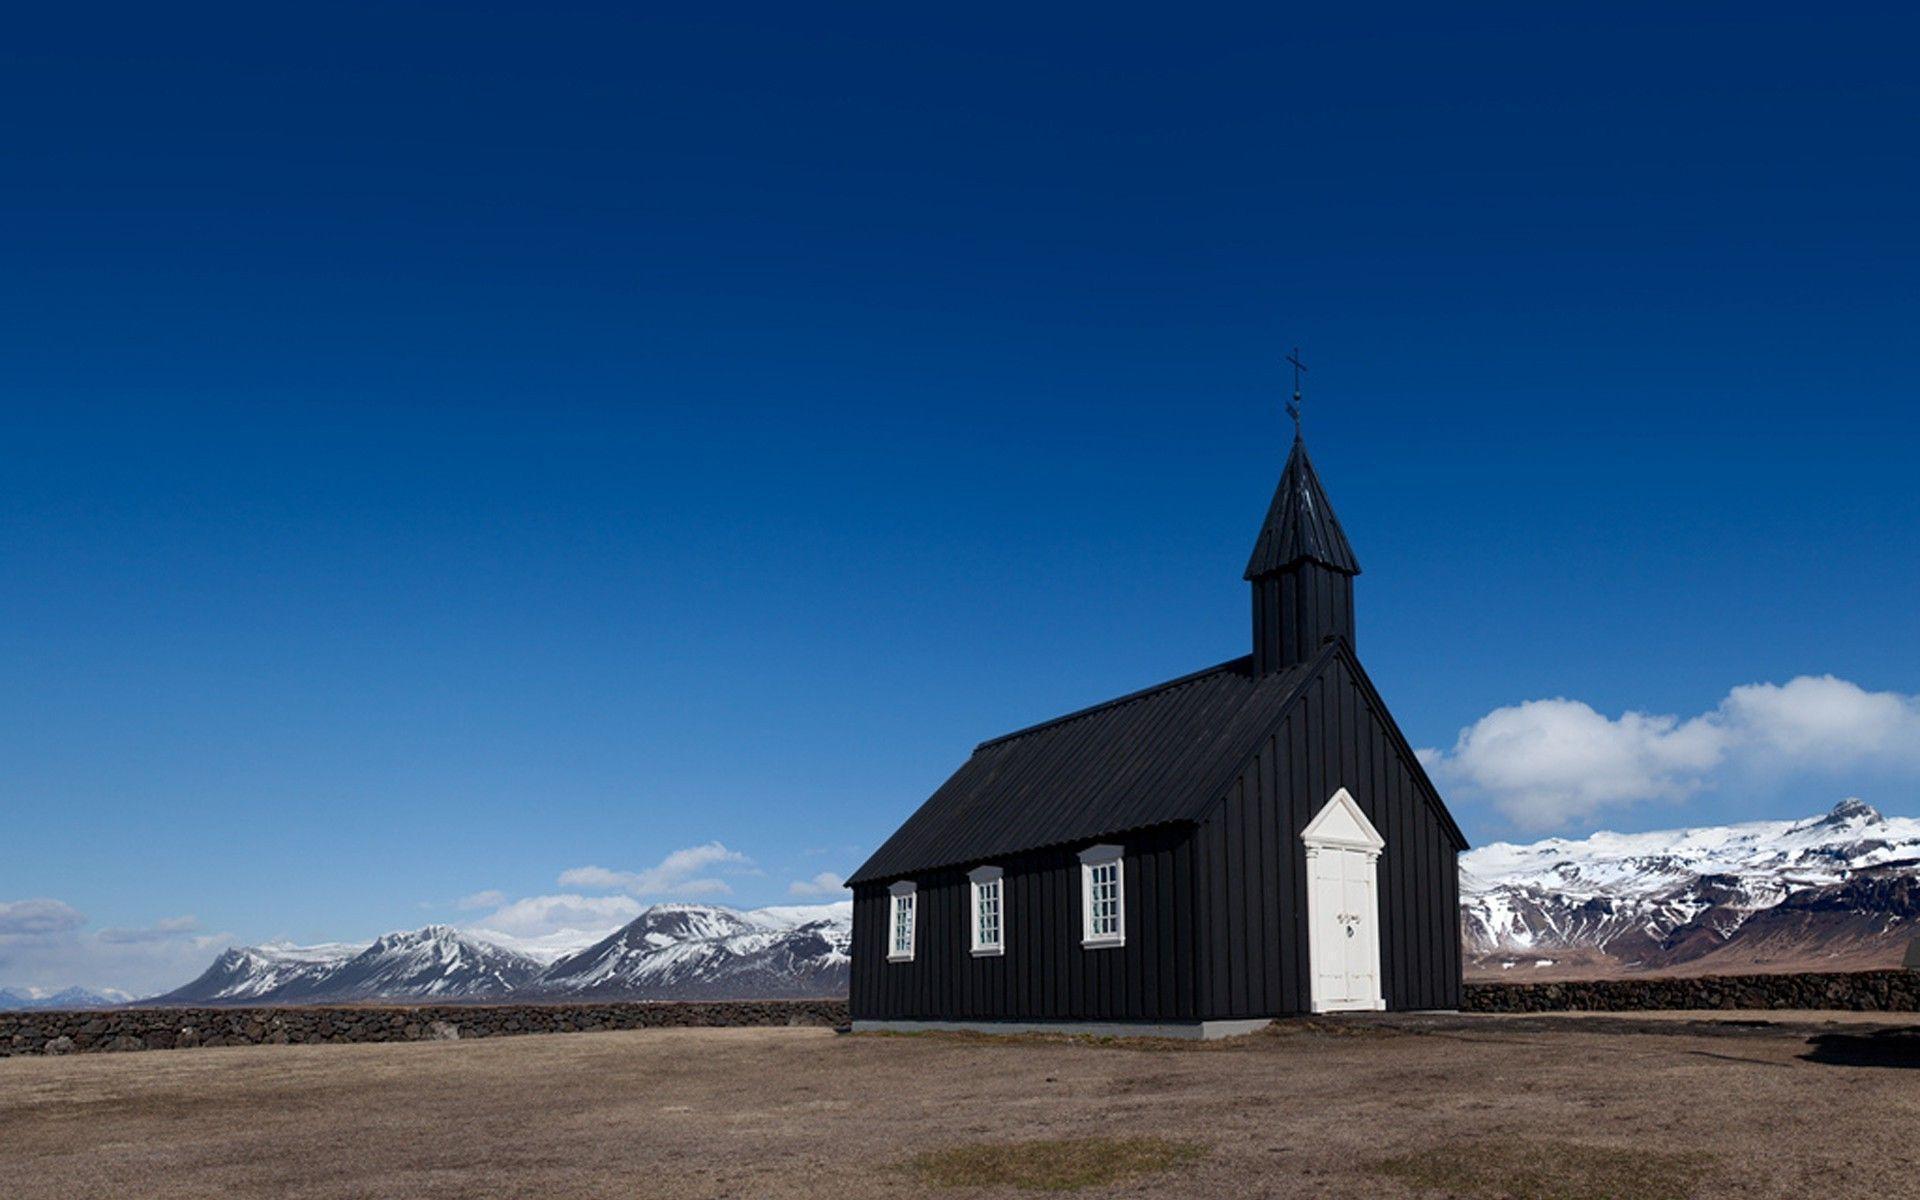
[1463,970,1920,1013]
[1,999,850,1057]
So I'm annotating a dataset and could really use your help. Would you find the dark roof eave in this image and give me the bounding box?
[844,817,1203,889]
[1242,552,1363,581]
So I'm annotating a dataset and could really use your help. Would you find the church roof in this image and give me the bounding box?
[1243,436,1361,579]
[846,649,1328,885]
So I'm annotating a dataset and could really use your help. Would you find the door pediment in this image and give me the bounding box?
[1301,787,1385,853]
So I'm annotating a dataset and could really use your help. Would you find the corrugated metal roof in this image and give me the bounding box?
[1243,436,1361,579]
[846,651,1325,885]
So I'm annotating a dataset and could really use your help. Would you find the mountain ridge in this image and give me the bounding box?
[146,902,850,1005]
[1462,798,1920,977]
[0,986,135,1010]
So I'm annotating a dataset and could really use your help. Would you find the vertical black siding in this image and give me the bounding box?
[1251,564,1354,675]
[850,824,1207,1023]
[1194,656,1463,1017]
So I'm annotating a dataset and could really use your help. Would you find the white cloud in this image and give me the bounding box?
[1431,699,1727,828]
[788,871,846,898]
[98,915,203,945]
[0,898,87,937]
[1424,674,1920,831]
[1719,675,1920,767]
[461,893,644,940]
[558,842,754,898]
[0,899,233,997]
[448,843,765,961]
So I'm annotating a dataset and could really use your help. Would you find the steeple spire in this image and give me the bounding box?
[1244,433,1361,675]
[1243,437,1361,580]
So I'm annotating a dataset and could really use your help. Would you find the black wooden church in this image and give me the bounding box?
[847,418,1467,1037]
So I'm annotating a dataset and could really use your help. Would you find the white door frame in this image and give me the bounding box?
[1302,787,1386,1013]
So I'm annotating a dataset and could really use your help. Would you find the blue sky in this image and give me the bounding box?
[3,4,1918,992]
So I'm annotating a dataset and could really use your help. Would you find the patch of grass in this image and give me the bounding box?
[1371,1139,1711,1200]
[904,1136,1206,1191]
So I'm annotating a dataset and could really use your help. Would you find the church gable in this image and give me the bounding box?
[1187,644,1466,853]
[1191,648,1466,1017]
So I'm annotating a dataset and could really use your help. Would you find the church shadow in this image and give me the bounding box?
[1799,1027,1920,1069]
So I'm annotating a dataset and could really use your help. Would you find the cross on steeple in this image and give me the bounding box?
[1285,348,1307,437]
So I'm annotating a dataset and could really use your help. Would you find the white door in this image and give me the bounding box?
[1302,788,1385,1013]
[1310,847,1380,1010]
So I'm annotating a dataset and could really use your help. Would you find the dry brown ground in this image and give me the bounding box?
[3,1014,1918,1199]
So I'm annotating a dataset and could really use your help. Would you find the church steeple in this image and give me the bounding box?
[1244,434,1361,674]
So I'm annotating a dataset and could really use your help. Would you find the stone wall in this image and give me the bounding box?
[1464,970,1920,1013]
[1,999,850,1058]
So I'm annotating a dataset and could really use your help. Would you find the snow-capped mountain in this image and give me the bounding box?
[535,902,850,1000]
[145,904,850,1005]
[151,927,540,1004]
[149,941,360,1004]
[0,986,134,1010]
[1463,798,1920,976]
[316,926,544,999]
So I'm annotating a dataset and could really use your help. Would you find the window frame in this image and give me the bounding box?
[887,881,917,962]
[967,865,1005,957]
[1078,844,1125,949]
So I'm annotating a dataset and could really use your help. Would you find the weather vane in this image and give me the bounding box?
[1285,347,1307,436]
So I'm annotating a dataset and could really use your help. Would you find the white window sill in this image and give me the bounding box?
[1081,936,1125,950]
[887,953,914,963]
[970,946,1004,957]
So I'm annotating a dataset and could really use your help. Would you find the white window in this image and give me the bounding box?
[1079,844,1124,948]
[968,866,1004,956]
[888,881,916,962]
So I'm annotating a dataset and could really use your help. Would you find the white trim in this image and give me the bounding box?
[887,881,917,962]
[968,866,1005,956]
[1078,844,1125,948]
[1300,786,1385,852]
[1303,789,1385,1013]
